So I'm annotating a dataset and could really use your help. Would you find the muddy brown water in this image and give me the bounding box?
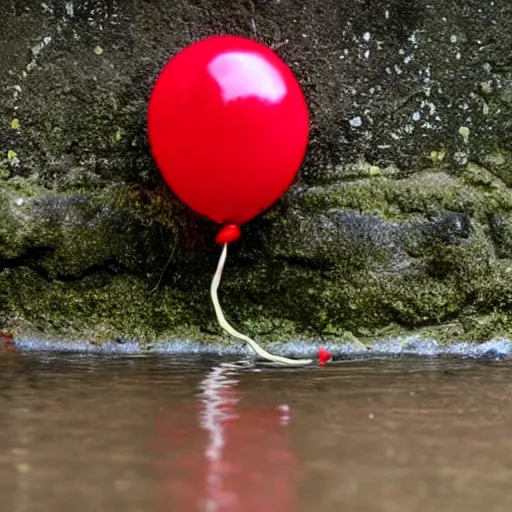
[1,352,512,512]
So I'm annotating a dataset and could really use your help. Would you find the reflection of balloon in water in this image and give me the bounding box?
[148,36,331,367]
[147,35,309,227]
[151,366,301,511]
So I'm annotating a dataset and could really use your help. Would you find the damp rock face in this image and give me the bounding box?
[1,0,512,345]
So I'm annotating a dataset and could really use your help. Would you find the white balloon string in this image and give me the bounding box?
[210,243,314,367]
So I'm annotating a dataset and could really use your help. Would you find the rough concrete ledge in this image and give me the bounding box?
[12,336,512,361]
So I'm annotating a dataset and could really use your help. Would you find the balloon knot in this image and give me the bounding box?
[318,346,332,366]
[216,224,241,245]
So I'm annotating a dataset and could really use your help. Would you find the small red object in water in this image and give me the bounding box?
[0,332,15,352]
[318,346,332,366]
[216,224,242,245]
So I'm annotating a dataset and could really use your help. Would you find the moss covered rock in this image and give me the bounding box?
[1,0,512,345]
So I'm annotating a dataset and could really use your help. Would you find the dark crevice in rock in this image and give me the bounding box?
[0,247,56,272]
[0,256,122,283]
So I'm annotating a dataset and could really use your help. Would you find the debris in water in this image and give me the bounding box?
[318,346,332,366]
[0,332,15,352]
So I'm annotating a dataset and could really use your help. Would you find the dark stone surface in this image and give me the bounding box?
[1,0,512,345]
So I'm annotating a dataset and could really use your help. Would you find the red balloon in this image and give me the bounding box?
[147,35,309,226]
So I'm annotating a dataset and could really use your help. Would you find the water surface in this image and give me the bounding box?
[1,352,512,511]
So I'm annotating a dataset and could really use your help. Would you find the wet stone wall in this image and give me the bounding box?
[1,0,511,346]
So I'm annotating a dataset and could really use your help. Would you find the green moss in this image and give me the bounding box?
[459,312,512,342]
[207,240,511,345]
[489,213,512,257]
[0,178,184,278]
[221,229,478,335]
[239,162,510,344]
[1,160,512,346]
[0,181,35,259]
[1,246,511,345]
[302,166,512,222]
[0,163,9,180]
[0,267,205,343]
[481,149,512,187]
